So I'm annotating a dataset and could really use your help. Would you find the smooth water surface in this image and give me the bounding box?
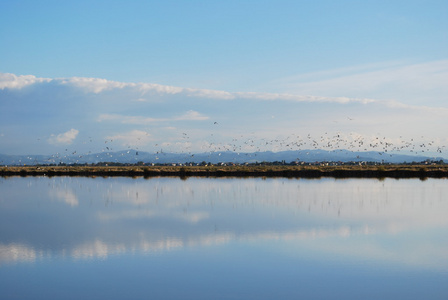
[1,176,447,299]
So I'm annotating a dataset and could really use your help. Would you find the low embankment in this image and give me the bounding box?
[1,165,447,178]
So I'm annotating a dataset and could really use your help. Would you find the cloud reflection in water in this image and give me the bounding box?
[0,176,447,272]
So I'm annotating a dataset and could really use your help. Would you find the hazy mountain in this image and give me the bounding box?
[0,149,444,166]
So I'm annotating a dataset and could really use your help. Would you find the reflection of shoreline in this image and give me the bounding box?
[2,224,447,271]
[1,165,448,178]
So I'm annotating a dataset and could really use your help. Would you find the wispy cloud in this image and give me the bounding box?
[98,114,163,124]
[270,60,448,106]
[98,110,209,125]
[106,130,152,146]
[176,110,209,121]
[235,91,375,104]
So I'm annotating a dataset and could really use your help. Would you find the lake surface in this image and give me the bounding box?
[1,176,447,299]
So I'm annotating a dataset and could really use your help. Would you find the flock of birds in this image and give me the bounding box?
[18,124,446,165]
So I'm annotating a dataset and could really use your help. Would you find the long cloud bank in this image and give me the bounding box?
[0,71,447,157]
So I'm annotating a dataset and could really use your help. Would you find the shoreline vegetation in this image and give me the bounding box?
[1,164,448,179]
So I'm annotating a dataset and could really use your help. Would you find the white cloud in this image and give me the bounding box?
[1,72,376,104]
[139,84,234,100]
[60,77,132,93]
[184,87,235,100]
[0,72,51,89]
[138,82,184,95]
[57,76,232,100]
[175,110,209,121]
[48,129,79,145]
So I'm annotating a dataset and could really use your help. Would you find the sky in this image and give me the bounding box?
[1,0,447,158]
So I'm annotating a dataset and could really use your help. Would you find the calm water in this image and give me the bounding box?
[0,176,447,299]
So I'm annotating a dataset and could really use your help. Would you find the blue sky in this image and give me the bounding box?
[1,0,447,158]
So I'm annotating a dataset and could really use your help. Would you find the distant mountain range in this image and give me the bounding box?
[0,149,445,166]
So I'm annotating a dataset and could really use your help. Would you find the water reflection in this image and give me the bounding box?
[1,176,447,272]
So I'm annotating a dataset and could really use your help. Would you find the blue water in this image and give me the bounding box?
[1,176,447,299]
